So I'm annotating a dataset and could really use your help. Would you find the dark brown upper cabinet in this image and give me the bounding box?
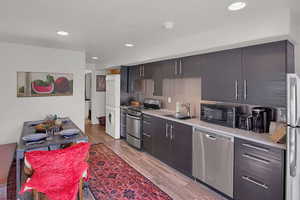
[120,66,129,93]
[201,40,294,107]
[180,55,205,77]
[242,41,294,107]
[201,48,243,103]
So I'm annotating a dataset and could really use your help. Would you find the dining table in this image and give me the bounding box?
[16,118,88,200]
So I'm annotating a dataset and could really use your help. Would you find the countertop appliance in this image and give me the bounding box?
[237,114,253,131]
[251,107,272,133]
[200,103,239,128]
[193,128,234,198]
[106,74,120,139]
[126,98,161,149]
[287,73,300,200]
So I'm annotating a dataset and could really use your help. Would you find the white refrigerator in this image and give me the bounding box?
[105,74,120,139]
[287,73,300,200]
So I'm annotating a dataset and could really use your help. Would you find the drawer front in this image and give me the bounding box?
[235,138,283,161]
[143,114,153,122]
[236,147,282,174]
[235,169,283,200]
[142,133,152,154]
[143,120,152,134]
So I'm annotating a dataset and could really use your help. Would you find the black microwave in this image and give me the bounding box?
[200,104,238,128]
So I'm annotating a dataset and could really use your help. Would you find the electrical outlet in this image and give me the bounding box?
[167,97,172,103]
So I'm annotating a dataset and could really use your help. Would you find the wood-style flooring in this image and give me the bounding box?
[85,122,226,200]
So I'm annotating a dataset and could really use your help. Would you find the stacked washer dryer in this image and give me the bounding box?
[105,74,120,139]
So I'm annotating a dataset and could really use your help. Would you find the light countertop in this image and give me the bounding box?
[142,109,286,150]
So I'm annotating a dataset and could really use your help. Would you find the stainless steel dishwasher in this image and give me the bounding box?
[193,128,234,198]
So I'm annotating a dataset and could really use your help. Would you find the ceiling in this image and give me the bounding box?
[0,0,294,67]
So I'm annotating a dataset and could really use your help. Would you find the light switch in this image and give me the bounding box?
[167,97,172,103]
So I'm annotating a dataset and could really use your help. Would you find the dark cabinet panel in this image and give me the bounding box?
[120,67,129,93]
[170,121,193,176]
[234,138,285,200]
[142,115,193,176]
[201,48,243,103]
[128,65,138,93]
[242,41,288,107]
[181,55,205,77]
[151,116,170,163]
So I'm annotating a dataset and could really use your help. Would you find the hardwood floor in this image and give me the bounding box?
[85,122,226,200]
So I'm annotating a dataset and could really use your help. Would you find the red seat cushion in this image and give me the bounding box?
[20,142,90,200]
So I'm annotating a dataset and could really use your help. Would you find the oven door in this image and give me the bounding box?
[126,114,141,139]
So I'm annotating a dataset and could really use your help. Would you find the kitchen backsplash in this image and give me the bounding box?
[121,78,287,122]
[123,77,202,117]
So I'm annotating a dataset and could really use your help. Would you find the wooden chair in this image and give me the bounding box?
[0,143,16,200]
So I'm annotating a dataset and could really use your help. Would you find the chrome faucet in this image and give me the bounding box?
[182,103,191,117]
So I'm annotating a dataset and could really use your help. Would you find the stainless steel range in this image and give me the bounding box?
[126,99,161,149]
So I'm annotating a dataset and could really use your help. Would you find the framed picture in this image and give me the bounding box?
[17,72,73,97]
[96,75,106,92]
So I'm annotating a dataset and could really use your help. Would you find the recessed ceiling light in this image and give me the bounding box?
[125,43,134,47]
[91,56,99,60]
[56,31,69,36]
[163,21,175,29]
[228,2,247,11]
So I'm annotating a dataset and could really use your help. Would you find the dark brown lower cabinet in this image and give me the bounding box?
[234,138,285,200]
[169,121,193,176]
[142,114,192,176]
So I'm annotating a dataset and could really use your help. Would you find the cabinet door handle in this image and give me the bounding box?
[243,80,247,100]
[170,125,173,140]
[174,61,178,75]
[179,60,182,75]
[235,80,238,100]
[242,153,270,165]
[205,134,217,141]
[242,143,269,152]
[165,123,169,138]
[242,176,268,190]
[143,65,145,77]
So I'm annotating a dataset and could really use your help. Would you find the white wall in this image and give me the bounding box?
[101,9,290,68]
[90,69,106,124]
[0,42,85,144]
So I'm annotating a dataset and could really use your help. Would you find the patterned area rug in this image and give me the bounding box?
[88,143,173,200]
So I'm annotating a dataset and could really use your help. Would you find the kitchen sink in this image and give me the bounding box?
[164,114,192,120]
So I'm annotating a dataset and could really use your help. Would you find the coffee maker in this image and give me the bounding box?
[251,107,272,133]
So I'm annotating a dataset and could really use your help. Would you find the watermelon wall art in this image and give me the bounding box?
[17,72,73,97]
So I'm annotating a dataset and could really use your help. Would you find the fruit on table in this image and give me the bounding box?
[55,77,70,93]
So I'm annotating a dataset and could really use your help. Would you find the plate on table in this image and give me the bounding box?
[28,120,45,126]
[59,129,80,137]
[23,133,47,142]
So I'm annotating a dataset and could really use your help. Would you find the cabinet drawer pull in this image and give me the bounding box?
[205,134,217,141]
[242,176,268,190]
[143,115,151,119]
[143,133,151,138]
[242,143,269,152]
[143,121,151,125]
[242,154,270,164]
